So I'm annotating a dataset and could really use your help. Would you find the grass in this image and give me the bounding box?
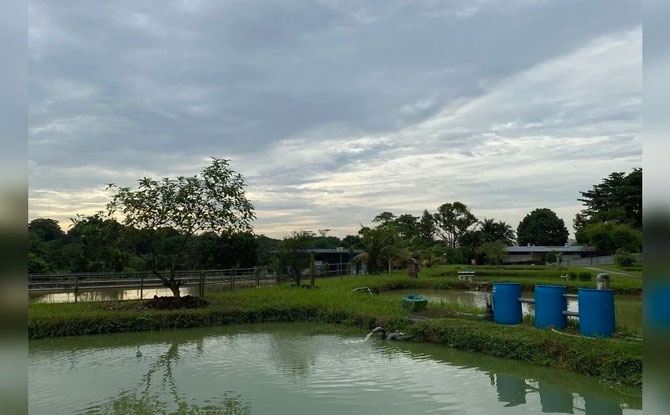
[580,264,643,278]
[29,266,642,387]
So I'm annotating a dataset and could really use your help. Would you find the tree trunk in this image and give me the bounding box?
[388,259,392,275]
[168,283,181,298]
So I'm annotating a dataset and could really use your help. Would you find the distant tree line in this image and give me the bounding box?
[29,167,642,278]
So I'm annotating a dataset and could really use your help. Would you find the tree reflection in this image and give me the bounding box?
[91,341,251,415]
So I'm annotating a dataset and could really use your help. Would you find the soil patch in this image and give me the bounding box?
[146,295,208,310]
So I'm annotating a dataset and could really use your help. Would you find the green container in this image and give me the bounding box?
[401,294,428,311]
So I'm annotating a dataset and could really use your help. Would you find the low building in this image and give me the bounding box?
[503,245,597,265]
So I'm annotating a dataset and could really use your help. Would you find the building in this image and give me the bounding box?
[503,245,597,265]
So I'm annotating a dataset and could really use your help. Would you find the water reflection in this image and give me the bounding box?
[87,339,250,415]
[29,323,641,415]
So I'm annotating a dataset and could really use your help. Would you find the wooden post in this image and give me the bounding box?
[74,275,79,303]
[231,267,236,292]
[140,273,144,300]
[199,270,205,297]
[310,252,315,289]
[255,266,259,288]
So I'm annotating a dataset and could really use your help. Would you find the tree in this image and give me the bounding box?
[546,251,558,265]
[517,208,568,246]
[574,168,642,242]
[341,234,361,249]
[478,218,516,245]
[354,224,399,274]
[418,209,436,242]
[69,213,129,272]
[372,211,396,225]
[583,222,641,255]
[28,218,65,242]
[276,231,313,286]
[107,158,255,298]
[433,202,477,248]
[393,214,420,240]
[479,240,506,265]
[577,168,642,228]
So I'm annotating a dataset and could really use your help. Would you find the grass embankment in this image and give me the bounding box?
[29,268,642,387]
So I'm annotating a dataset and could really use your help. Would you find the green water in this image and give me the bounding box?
[29,322,641,414]
[384,289,643,331]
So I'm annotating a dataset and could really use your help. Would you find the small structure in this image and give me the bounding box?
[407,258,420,278]
[457,269,475,281]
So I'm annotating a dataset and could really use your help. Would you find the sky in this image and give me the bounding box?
[28,0,641,239]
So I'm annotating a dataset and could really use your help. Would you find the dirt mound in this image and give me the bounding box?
[146,295,208,310]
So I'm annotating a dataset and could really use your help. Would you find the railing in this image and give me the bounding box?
[563,253,642,266]
[28,263,366,303]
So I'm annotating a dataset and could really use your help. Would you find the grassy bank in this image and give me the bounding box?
[29,269,642,387]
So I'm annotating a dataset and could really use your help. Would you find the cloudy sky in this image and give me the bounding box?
[28,0,641,238]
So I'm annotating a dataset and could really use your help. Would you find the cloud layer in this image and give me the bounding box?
[29,0,641,237]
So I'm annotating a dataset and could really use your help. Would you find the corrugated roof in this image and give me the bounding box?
[504,246,596,253]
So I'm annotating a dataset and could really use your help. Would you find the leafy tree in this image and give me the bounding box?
[372,211,396,225]
[353,224,399,274]
[28,218,65,241]
[478,218,516,245]
[517,208,568,246]
[546,251,558,265]
[69,213,129,272]
[276,230,313,286]
[393,214,420,240]
[28,252,50,273]
[433,202,477,248]
[479,240,506,265]
[107,158,255,297]
[583,222,641,255]
[418,209,436,242]
[574,168,642,240]
[255,234,280,265]
[341,234,361,249]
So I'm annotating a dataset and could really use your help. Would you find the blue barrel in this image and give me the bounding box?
[534,285,567,329]
[578,289,615,337]
[493,283,522,325]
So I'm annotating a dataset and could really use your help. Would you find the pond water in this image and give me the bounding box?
[384,289,643,331]
[29,322,641,414]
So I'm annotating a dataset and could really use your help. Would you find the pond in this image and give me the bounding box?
[29,322,641,414]
[383,289,643,331]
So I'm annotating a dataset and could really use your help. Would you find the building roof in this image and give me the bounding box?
[269,248,363,254]
[504,245,596,253]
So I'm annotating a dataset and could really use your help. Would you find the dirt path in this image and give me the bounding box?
[582,267,640,278]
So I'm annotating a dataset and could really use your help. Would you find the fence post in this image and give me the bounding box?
[199,270,205,297]
[310,252,315,289]
[231,267,236,292]
[140,273,144,300]
[74,275,79,303]
[255,266,259,288]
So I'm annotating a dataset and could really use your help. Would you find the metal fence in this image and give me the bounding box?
[28,262,363,303]
[563,253,642,266]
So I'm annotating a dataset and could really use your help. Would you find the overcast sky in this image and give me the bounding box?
[28,0,641,238]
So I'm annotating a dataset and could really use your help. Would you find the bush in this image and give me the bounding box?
[583,223,641,255]
[579,271,592,281]
[615,249,636,267]
[567,271,578,281]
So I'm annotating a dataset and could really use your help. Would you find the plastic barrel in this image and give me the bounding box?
[534,285,567,329]
[493,283,522,325]
[578,288,615,337]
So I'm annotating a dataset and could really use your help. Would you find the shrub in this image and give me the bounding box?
[567,271,578,281]
[579,271,592,281]
[583,223,641,255]
[615,249,636,267]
